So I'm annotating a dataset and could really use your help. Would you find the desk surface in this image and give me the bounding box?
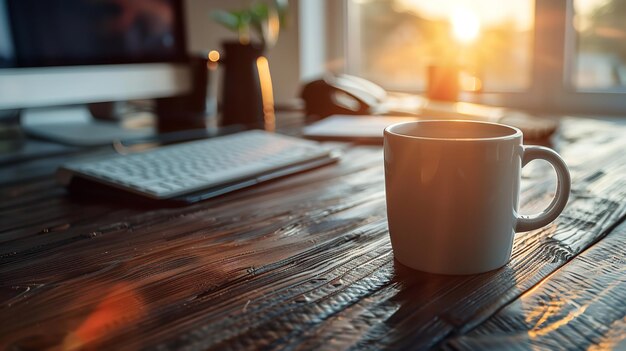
[1,117,625,350]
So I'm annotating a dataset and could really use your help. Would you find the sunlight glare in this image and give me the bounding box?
[451,9,481,44]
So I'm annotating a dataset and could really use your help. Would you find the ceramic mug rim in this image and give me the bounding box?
[384,120,523,142]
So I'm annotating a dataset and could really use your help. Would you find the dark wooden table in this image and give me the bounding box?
[1,117,625,350]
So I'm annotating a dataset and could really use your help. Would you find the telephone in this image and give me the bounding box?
[300,74,558,139]
[300,74,388,119]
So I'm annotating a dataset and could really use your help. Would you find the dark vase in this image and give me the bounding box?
[220,41,266,128]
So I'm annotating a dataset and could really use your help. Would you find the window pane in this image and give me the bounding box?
[350,0,534,92]
[574,0,626,90]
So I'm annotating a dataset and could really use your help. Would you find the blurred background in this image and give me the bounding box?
[187,0,626,114]
[2,0,626,148]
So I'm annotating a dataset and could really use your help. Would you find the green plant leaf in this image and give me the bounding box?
[250,2,269,20]
[274,0,288,27]
[210,1,289,48]
[210,10,240,32]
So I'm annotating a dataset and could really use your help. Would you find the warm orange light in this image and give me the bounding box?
[460,75,482,92]
[264,9,281,48]
[63,283,143,350]
[256,56,275,132]
[451,9,480,44]
[208,50,220,62]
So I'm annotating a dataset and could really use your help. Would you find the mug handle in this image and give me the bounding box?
[515,146,571,232]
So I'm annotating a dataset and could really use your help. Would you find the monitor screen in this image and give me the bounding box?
[0,0,187,68]
[0,0,190,111]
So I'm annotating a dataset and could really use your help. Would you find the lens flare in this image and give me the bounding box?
[208,50,220,62]
[451,9,480,44]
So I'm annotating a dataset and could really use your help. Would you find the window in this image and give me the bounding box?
[348,0,534,93]
[329,0,626,114]
[573,0,626,91]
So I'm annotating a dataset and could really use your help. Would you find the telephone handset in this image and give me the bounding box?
[300,74,388,119]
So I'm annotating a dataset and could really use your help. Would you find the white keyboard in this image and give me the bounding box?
[58,130,338,200]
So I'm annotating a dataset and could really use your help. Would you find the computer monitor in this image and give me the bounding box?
[0,0,192,145]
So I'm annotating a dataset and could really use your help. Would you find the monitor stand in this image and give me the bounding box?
[21,105,156,146]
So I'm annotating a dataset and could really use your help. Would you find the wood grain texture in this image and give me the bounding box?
[0,118,625,350]
[443,220,626,351]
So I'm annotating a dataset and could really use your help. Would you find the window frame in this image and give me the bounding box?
[329,0,626,115]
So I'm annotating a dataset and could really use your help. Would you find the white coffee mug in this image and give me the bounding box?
[384,120,571,275]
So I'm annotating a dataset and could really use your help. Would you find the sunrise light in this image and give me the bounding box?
[451,9,481,44]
